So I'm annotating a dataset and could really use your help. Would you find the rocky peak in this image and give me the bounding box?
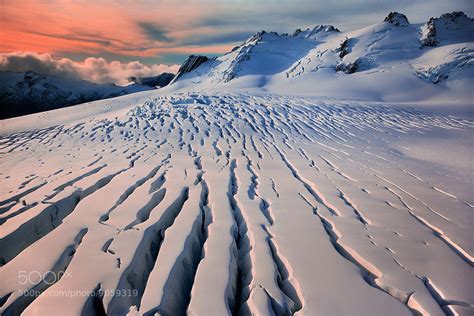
[421,11,473,47]
[292,28,302,36]
[421,19,438,47]
[172,55,210,82]
[312,25,340,33]
[439,11,472,21]
[243,30,268,45]
[383,12,410,27]
[293,25,340,38]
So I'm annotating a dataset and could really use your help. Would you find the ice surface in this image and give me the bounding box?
[1,91,472,315]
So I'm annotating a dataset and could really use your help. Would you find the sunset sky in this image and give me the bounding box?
[1,0,471,84]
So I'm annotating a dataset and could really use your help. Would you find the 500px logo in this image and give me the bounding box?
[18,270,72,285]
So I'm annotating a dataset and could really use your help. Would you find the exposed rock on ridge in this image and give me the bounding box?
[171,55,210,83]
[384,12,410,27]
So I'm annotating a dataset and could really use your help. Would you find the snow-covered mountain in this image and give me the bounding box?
[0,71,174,119]
[171,11,473,102]
[421,11,474,47]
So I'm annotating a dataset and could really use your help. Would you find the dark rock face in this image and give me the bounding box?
[383,12,410,27]
[335,38,353,59]
[128,73,175,88]
[421,18,438,47]
[439,11,471,21]
[247,30,267,43]
[172,55,210,82]
[312,25,340,33]
[335,60,359,74]
[421,11,473,47]
[292,28,303,37]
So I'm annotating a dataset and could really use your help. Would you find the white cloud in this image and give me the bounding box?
[0,51,179,85]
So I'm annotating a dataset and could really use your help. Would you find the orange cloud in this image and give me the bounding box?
[0,0,231,61]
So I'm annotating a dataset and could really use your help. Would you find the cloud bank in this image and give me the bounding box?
[0,52,179,85]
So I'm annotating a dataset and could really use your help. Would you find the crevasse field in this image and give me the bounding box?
[1,11,473,316]
[1,92,472,315]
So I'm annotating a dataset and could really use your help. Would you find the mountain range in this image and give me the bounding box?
[0,71,175,119]
[1,11,472,120]
[169,11,473,102]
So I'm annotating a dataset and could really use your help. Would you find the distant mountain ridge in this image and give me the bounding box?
[0,71,175,119]
[170,11,473,101]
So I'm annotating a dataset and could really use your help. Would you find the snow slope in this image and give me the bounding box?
[0,90,473,316]
[0,11,473,316]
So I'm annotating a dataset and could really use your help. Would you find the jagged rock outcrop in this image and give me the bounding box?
[293,25,340,38]
[171,55,210,82]
[128,73,175,88]
[421,18,438,47]
[335,38,353,59]
[383,12,410,27]
[335,60,360,74]
[246,30,268,44]
[421,11,474,47]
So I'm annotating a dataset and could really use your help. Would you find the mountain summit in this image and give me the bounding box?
[383,12,410,27]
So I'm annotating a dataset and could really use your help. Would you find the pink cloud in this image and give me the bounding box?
[0,51,179,85]
[0,1,231,59]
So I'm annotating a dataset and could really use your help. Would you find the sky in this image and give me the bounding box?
[0,0,472,84]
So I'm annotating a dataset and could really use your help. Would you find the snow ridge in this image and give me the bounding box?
[170,11,473,101]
